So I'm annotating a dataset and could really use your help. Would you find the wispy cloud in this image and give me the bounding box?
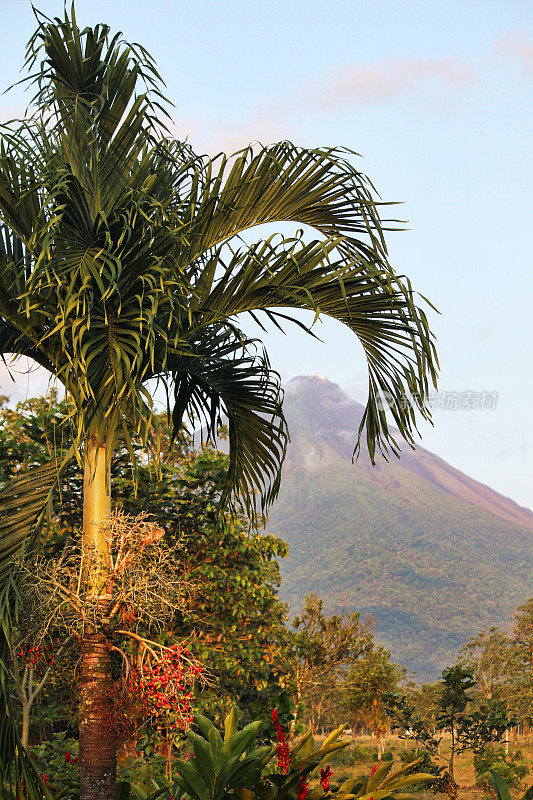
[297,57,475,111]
[492,429,530,460]
[495,32,533,76]
[171,109,295,156]
[175,55,475,154]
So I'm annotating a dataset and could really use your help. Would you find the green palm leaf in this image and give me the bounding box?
[0,6,439,784]
[0,459,67,798]
[161,324,287,513]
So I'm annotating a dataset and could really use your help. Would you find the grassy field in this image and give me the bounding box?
[325,734,533,800]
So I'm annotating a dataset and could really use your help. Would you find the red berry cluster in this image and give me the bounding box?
[16,642,54,678]
[271,708,291,774]
[128,644,203,730]
[65,749,78,764]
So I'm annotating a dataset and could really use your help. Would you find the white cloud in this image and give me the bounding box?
[495,32,533,76]
[297,57,475,111]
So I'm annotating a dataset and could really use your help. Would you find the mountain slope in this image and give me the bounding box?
[267,375,533,681]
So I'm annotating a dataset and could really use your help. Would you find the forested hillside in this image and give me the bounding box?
[268,376,533,681]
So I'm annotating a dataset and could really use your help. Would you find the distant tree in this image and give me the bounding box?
[502,601,533,745]
[514,600,533,670]
[387,665,514,798]
[401,679,442,739]
[291,593,374,734]
[342,644,403,759]
[460,626,512,700]
[459,605,533,750]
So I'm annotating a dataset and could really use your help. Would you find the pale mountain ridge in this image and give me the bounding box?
[283,374,533,529]
[267,375,533,681]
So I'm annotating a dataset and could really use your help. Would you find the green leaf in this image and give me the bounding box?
[221,721,262,760]
[491,771,512,800]
[224,706,240,742]
[117,781,132,800]
[189,732,216,792]
[174,761,210,800]
[367,762,394,792]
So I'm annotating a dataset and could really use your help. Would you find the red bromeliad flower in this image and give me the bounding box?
[297,773,310,800]
[41,774,49,788]
[320,765,333,792]
[272,708,290,774]
[370,764,378,776]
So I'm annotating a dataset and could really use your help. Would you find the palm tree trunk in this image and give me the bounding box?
[79,436,116,800]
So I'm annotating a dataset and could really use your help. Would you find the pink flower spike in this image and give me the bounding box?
[297,774,310,800]
[320,765,333,792]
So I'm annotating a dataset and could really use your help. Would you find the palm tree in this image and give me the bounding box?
[0,7,437,800]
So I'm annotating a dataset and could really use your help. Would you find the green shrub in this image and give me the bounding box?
[29,732,79,780]
[398,748,442,789]
[352,743,375,763]
[171,710,435,800]
[399,749,433,769]
[474,745,529,791]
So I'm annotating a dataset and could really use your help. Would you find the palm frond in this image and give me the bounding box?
[0,459,63,581]
[180,142,394,264]
[160,326,287,515]
[0,460,66,798]
[186,232,437,460]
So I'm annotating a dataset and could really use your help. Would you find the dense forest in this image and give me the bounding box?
[268,377,533,681]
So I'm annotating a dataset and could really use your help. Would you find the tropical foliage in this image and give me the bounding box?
[473,745,528,792]
[386,665,516,798]
[291,593,374,734]
[0,4,438,796]
[169,708,434,800]
[0,395,291,749]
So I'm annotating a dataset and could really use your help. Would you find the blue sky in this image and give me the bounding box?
[2,0,532,510]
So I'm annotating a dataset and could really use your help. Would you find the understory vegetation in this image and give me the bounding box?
[1,396,533,799]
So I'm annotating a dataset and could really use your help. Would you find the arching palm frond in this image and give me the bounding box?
[180,142,391,263]
[0,460,67,799]
[183,228,436,461]
[158,325,287,515]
